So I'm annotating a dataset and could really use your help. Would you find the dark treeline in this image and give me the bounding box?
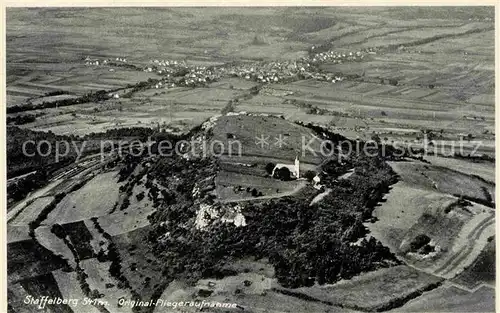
[82,127,158,141]
[40,90,67,97]
[8,125,170,178]
[453,194,495,209]
[107,61,142,71]
[123,78,160,97]
[8,171,52,203]
[7,127,79,178]
[7,90,112,114]
[28,192,66,237]
[7,114,37,125]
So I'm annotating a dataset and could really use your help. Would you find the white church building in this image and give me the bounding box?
[272,156,300,179]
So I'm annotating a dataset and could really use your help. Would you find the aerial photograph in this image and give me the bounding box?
[5,7,495,313]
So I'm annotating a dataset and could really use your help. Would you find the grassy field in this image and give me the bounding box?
[209,115,325,163]
[430,205,494,279]
[112,226,165,308]
[35,225,77,268]
[203,115,327,202]
[272,77,494,143]
[97,205,156,237]
[216,171,304,201]
[370,158,494,283]
[154,280,350,313]
[388,161,495,202]
[452,239,495,289]
[367,182,456,252]
[392,284,495,312]
[80,258,135,313]
[424,155,495,182]
[7,225,31,244]
[279,265,443,311]
[9,196,55,226]
[372,185,495,281]
[7,239,69,283]
[44,171,121,225]
[52,269,102,313]
[7,281,32,313]
[7,65,160,107]
[17,273,73,313]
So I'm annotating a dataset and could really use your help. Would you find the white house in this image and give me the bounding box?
[272,156,300,179]
[313,174,322,190]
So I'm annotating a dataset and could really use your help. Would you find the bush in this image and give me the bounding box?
[265,162,275,175]
[420,244,435,254]
[251,188,259,197]
[410,234,431,252]
[273,167,292,181]
[90,289,102,299]
[304,170,316,182]
[51,224,67,239]
[136,192,145,202]
[120,198,131,210]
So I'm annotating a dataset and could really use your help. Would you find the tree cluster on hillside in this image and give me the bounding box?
[292,101,349,117]
[107,61,142,71]
[82,127,158,141]
[7,127,80,177]
[273,167,293,181]
[7,114,37,125]
[6,124,170,204]
[8,171,49,203]
[28,192,65,237]
[220,100,236,115]
[144,129,400,288]
[41,90,67,97]
[7,90,111,114]
[6,127,83,203]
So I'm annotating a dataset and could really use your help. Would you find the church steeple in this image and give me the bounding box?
[294,155,300,178]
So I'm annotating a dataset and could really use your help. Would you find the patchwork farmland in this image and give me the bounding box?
[6,7,495,313]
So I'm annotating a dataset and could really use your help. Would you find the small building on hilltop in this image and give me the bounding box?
[272,156,300,179]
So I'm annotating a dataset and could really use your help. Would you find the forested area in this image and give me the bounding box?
[7,125,167,204]
[144,126,401,288]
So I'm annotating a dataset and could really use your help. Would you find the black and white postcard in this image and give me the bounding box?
[3,5,497,313]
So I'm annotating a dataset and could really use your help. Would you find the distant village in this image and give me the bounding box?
[82,46,377,91]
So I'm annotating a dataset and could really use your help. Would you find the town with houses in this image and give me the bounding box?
[83,46,375,91]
